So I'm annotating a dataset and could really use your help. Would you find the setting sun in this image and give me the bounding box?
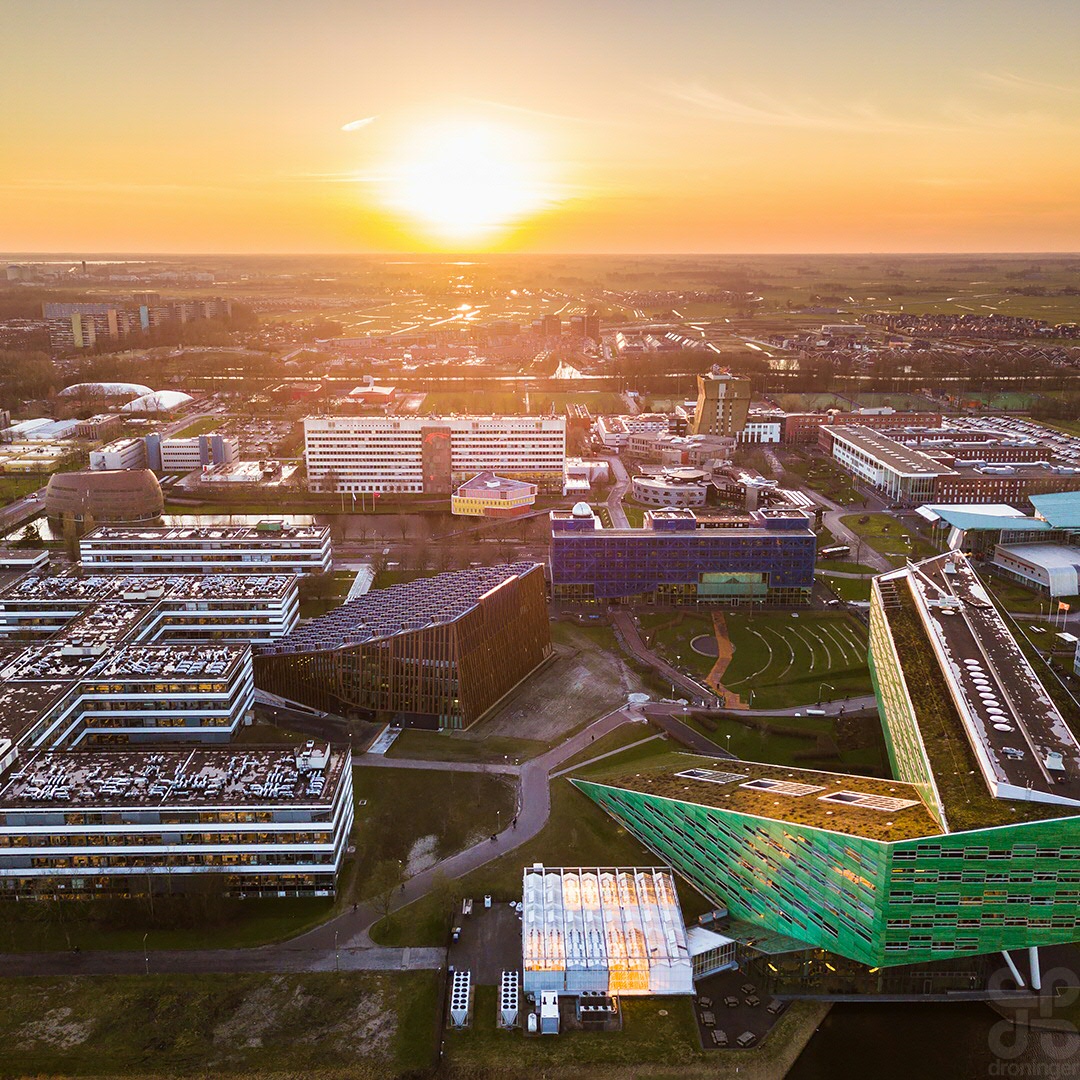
[376,120,561,246]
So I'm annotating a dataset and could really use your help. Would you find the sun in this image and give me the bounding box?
[380,120,558,245]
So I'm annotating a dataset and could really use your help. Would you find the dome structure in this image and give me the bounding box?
[45,469,164,523]
[119,390,194,414]
[57,381,153,401]
[571,501,593,518]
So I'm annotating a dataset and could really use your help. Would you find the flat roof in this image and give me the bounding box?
[900,553,1080,808]
[259,563,541,654]
[83,521,329,543]
[0,573,295,607]
[1031,491,1080,529]
[829,426,955,477]
[0,681,77,746]
[455,471,536,497]
[916,505,1048,532]
[575,754,943,841]
[0,744,347,809]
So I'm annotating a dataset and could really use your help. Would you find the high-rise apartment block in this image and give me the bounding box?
[690,369,752,437]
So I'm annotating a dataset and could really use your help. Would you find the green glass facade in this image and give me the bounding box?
[574,779,1080,968]
[574,565,1080,970]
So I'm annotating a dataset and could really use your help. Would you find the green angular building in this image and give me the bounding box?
[575,553,1080,973]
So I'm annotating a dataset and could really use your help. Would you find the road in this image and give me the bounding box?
[610,608,715,700]
[0,707,641,977]
[604,454,631,528]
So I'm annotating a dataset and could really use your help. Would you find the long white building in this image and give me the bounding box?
[304,415,566,495]
[0,744,353,899]
[80,520,332,576]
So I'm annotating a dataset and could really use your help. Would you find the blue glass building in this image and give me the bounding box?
[549,505,816,604]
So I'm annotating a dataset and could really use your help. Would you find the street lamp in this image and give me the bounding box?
[334,929,340,973]
[817,682,834,705]
[142,932,149,976]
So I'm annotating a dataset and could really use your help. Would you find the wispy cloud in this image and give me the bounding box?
[341,116,377,132]
[660,84,953,134]
[976,72,1079,96]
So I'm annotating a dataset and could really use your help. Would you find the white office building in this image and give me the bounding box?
[89,438,147,471]
[304,415,566,495]
[80,520,332,576]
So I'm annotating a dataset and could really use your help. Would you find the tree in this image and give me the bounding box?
[367,858,405,920]
[427,869,463,932]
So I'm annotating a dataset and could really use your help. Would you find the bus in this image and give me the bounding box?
[820,545,852,560]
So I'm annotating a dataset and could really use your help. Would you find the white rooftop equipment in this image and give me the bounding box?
[449,969,471,1029]
[499,969,520,1028]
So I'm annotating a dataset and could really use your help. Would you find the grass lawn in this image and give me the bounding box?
[370,778,679,946]
[0,971,439,1078]
[354,767,516,894]
[722,611,872,709]
[841,512,939,565]
[623,501,647,528]
[0,895,336,954]
[372,568,429,589]
[0,474,46,507]
[419,390,524,414]
[819,574,872,602]
[554,722,666,772]
[170,416,223,438]
[446,986,827,1079]
[814,559,877,575]
[983,576,1071,616]
[677,711,890,776]
[647,613,719,679]
[781,453,863,505]
[386,730,546,763]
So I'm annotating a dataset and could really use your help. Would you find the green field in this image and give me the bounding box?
[641,609,871,708]
[353,766,517,897]
[819,574,872,602]
[446,985,828,1077]
[371,778,674,946]
[840,512,939,565]
[0,474,46,507]
[722,611,872,709]
[0,971,438,1078]
[386,730,546,763]
[418,390,524,414]
[169,416,223,438]
[781,452,863,506]
[681,710,889,774]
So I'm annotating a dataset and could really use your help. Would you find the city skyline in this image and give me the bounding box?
[3,0,1080,253]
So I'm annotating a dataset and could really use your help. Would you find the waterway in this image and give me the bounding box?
[788,1002,1073,1079]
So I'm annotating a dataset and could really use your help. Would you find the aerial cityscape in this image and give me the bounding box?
[3,1,1080,1078]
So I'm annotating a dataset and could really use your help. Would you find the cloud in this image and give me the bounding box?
[660,84,957,134]
[976,72,1079,96]
[341,116,377,132]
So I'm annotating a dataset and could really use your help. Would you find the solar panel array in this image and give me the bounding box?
[259,563,537,654]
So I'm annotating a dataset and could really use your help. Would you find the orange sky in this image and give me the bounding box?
[3,0,1079,253]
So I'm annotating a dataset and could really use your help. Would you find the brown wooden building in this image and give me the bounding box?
[254,563,551,729]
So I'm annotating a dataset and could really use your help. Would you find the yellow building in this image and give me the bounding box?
[451,471,537,518]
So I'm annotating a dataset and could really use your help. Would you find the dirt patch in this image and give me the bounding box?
[212,975,395,1064]
[406,834,439,876]
[477,630,651,741]
[16,1006,93,1051]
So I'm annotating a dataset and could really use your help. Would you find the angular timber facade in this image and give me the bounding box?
[255,563,551,729]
